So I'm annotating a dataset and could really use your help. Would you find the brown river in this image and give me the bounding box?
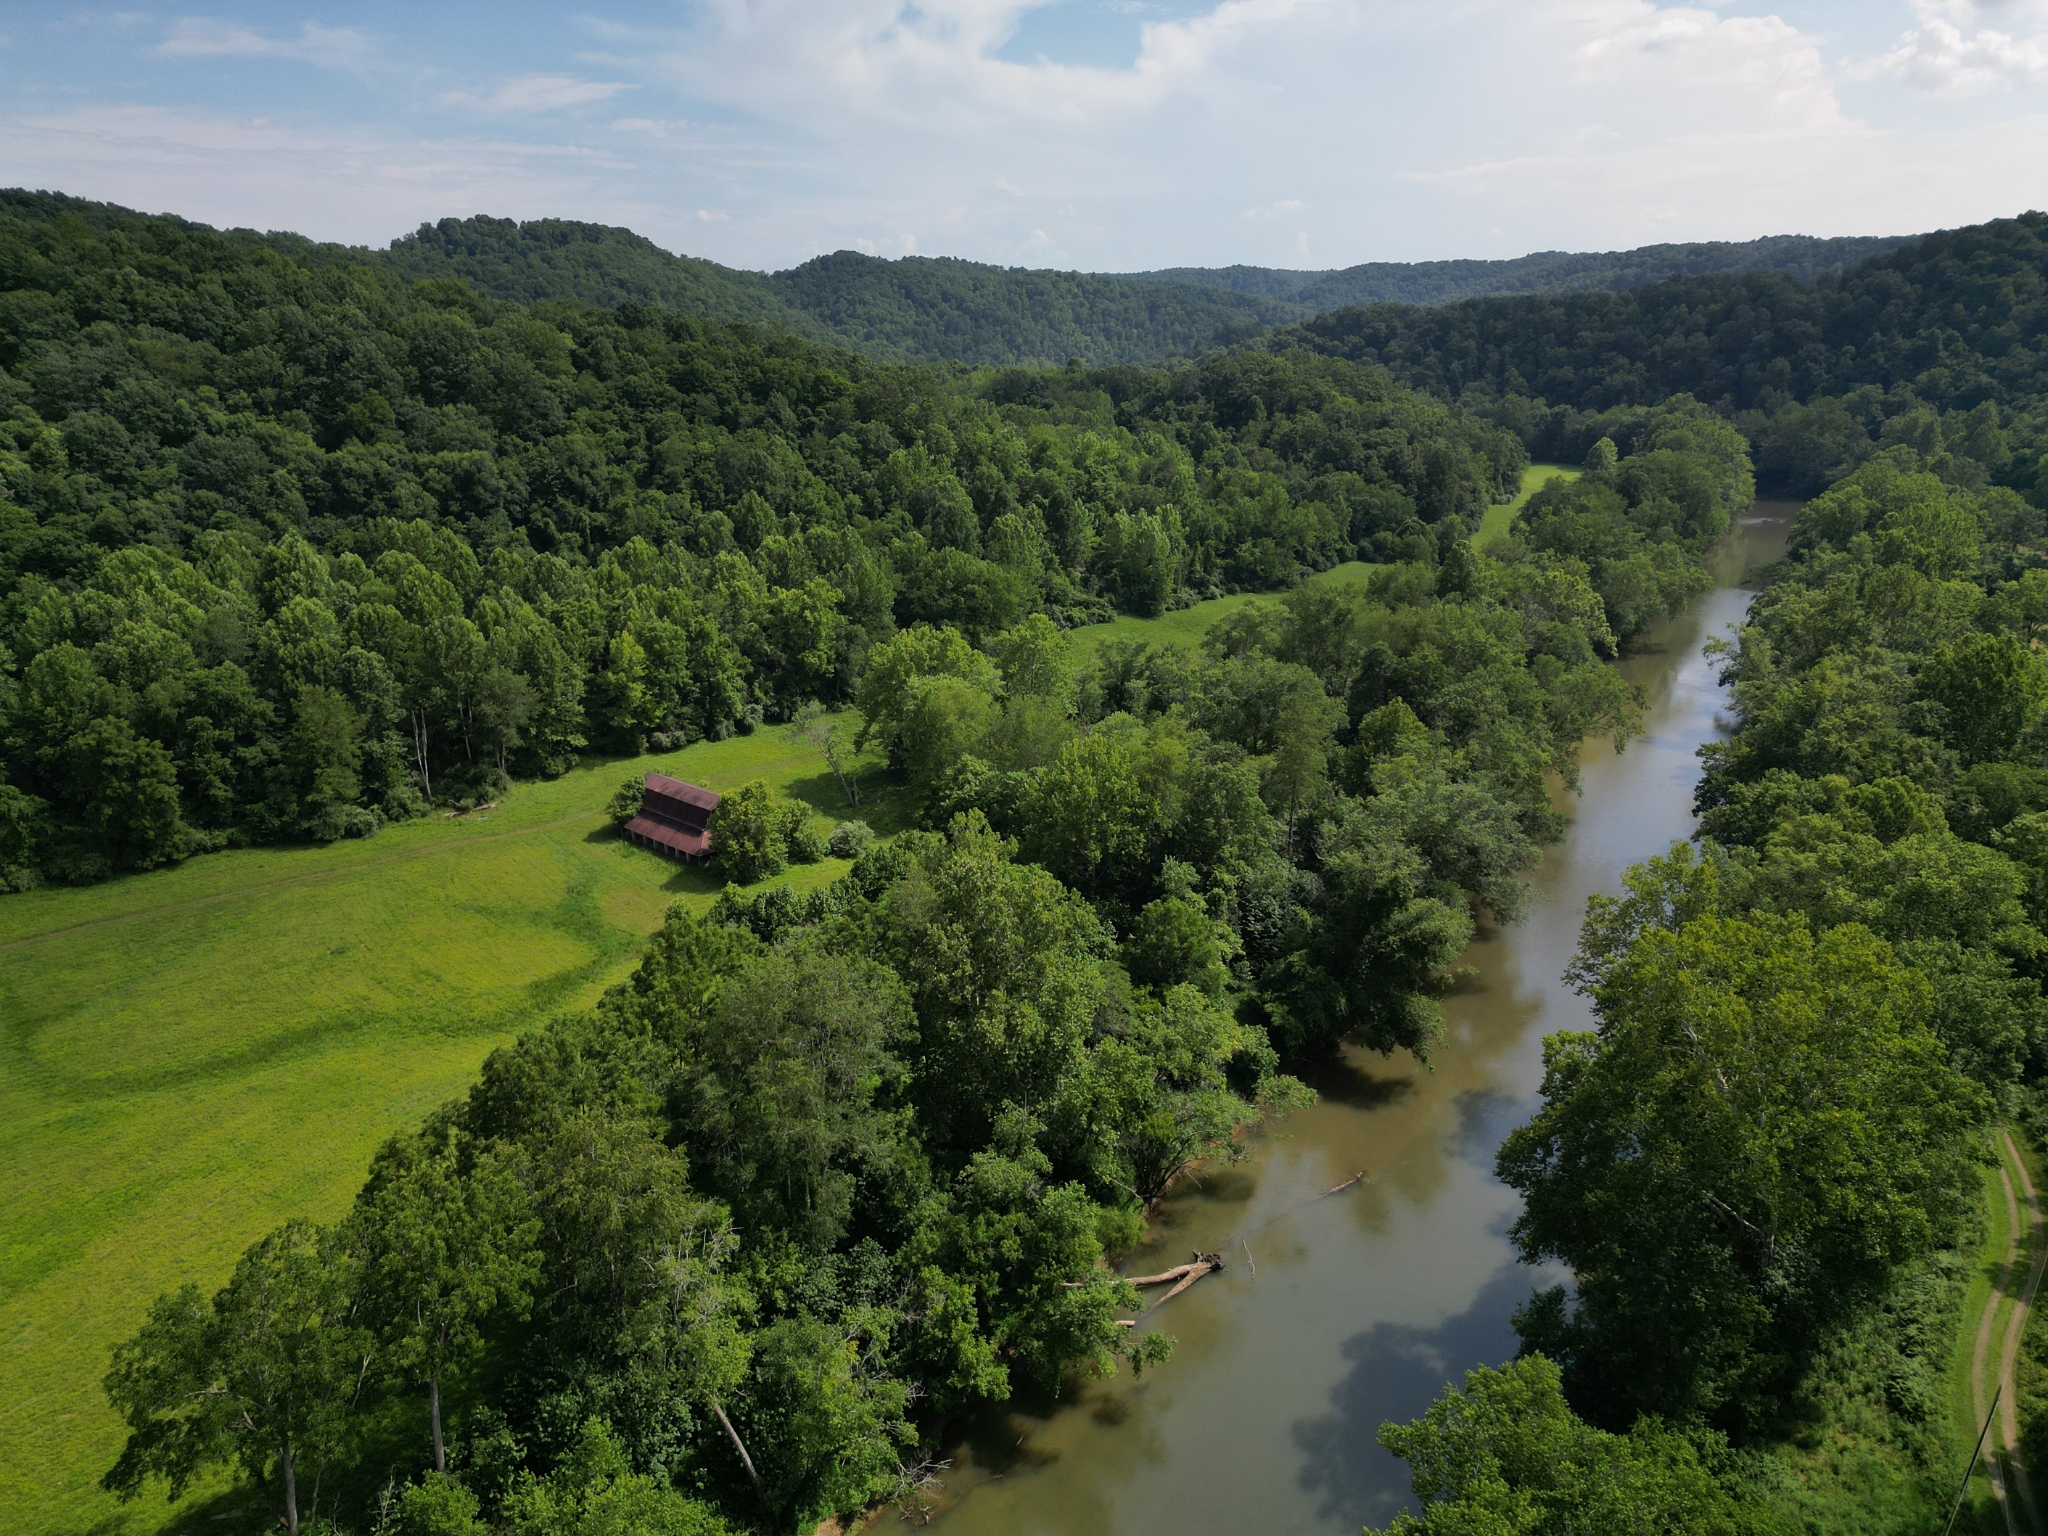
[925,503,1798,1535]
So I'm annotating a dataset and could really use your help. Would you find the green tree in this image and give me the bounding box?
[1498,914,1983,1427]
[792,702,860,807]
[1919,631,2047,764]
[852,625,998,764]
[1367,1355,1775,1536]
[353,1131,540,1472]
[500,1418,730,1536]
[289,685,365,839]
[676,946,913,1247]
[708,779,805,883]
[386,1472,485,1536]
[103,1222,368,1536]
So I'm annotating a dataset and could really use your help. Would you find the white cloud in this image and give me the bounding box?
[449,74,636,114]
[1853,1,2048,95]
[696,208,731,221]
[158,18,368,68]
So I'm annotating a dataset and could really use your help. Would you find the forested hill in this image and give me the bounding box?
[380,220,1306,363]
[1125,232,1911,310]
[1277,212,2048,497]
[1283,211,2048,414]
[0,191,1916,369]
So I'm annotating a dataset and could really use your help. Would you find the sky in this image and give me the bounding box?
[1,1,2045,274]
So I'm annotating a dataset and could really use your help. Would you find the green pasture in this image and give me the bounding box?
[1474,460,1581,548]
[1070,465,1576,659]
[0,721,890,1535]
[1477,462,1579,549]
[1066,559,1378,657]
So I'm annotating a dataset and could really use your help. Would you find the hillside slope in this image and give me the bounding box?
[1126,232,1912,309]
[0,191,1919,368]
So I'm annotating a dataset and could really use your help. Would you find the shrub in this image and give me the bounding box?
[828,820,875,859]
[606,774,646,823]
[788,821,830,863]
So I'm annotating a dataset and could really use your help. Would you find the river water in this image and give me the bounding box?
[927,503,1798,1535]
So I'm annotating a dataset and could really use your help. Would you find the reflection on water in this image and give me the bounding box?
[929,505,1797,1536]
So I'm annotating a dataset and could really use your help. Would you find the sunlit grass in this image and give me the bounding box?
[1476,462,1579,549]
[0,719,884,1535]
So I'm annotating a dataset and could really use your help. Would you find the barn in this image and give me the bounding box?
[622,772,720,864]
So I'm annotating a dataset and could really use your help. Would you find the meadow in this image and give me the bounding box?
[1065,463,1574,660]
[1478,462,1578,548]
[0,724,896,1535]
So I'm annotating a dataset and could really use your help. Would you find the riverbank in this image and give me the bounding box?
[923,502,1797,1535]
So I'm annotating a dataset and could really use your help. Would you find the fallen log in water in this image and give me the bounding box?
[1126,1251,1224,1310]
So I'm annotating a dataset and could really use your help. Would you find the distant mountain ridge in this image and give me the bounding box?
[0,190,1916,367]
[1121,233,1914,310]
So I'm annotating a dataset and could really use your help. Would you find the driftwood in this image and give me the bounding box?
[1323,1170,1369,1196]
[1126,1251,1224,1310]
[1064,1251,1226,1317]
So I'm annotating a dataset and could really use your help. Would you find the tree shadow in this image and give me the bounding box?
[1291,1261,1539,1531]
[1448,1086,1530,1163]
[1299,1051,1417,1113]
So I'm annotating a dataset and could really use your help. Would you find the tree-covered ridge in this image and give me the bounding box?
[1127,231,1914,311]
[0,193,1536,888]
[1285,212,2048,410]
[0,191,1929,371]
[377,215,832,341]
[377,219,1310,366]
[1283,211,2048,502]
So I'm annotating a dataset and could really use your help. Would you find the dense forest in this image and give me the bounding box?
[0,192,1532,890]
[1,191,1922,369]
[1284,212,2048,500]
[93,470,1757,1529]
[4,191,1778,1533]
[1126,232,1911,311]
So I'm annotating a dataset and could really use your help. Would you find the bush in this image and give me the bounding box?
[606,774,646,824]
[788,821,830,863]
[384,1472,484,1536]
[307,803,382,843]
[828,820,875,859]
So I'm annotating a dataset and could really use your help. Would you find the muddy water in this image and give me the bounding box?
[928,504,1798,1535]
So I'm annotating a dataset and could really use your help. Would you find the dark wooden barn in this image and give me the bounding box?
[622,772,720,864]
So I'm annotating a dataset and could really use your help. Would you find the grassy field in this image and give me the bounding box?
[1,722,900,1536]
[1069,466,1576,660]
[1476,462,1578,549]
[1066,559,1379,657]
[1944,1131,2045,1534]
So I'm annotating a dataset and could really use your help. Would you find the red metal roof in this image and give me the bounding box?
[625,773,720,860]
[646,773,719,812]
[624,813,712,858]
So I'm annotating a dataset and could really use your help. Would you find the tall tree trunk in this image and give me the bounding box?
[280,1441,300,1536]
[712,1400,759,1487]
[412,710,433,800]
[430,1372,445,1473]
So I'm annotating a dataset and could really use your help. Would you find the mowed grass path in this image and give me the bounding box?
[3,724,895,1535]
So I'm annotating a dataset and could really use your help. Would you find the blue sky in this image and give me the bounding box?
[2,2,2045,273]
